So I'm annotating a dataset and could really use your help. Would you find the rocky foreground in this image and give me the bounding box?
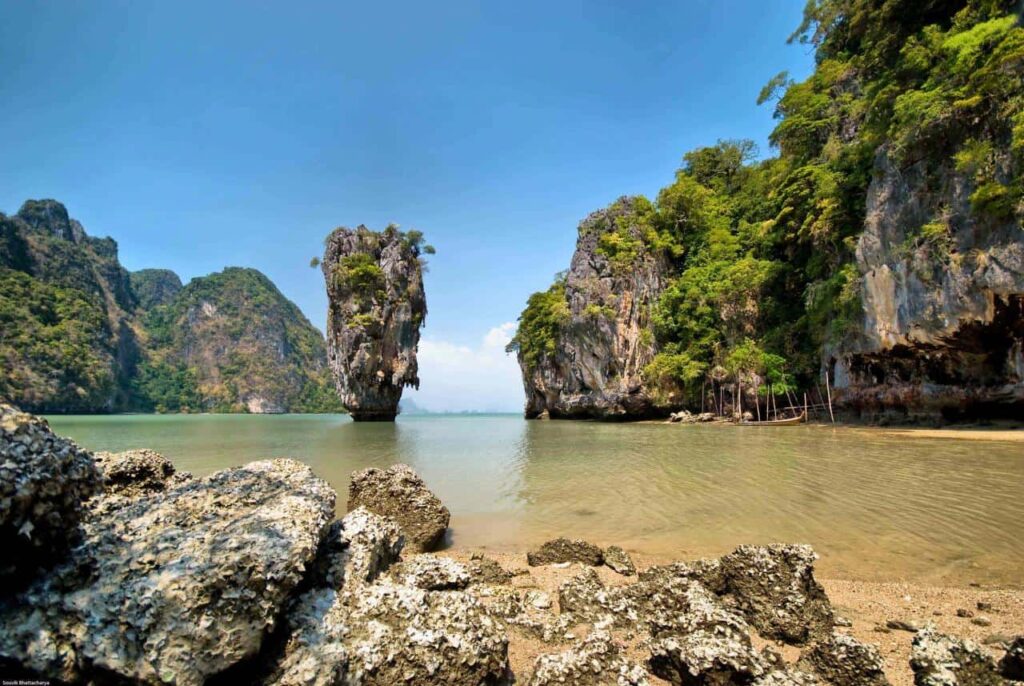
[2,403,1022,685]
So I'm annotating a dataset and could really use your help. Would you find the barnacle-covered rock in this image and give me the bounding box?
[93,448,183,497]
[719,544,834,644]
[0,404,101,582]
[797,632,890,686]
[604,545,637,576]
[528,537,605,566]
[529,629,649,685]
[910,628,1004,686]
[390,554,470,591]
[0,459,334,685]
[347,463,449,552]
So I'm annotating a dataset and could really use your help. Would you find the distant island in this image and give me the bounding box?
[0,200,341,414]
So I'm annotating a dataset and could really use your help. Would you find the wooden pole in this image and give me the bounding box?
[738,378,743,419]
[701,379,706,414]
[754,381,761,422]
[804,392,808,421]
[825,371,835,424]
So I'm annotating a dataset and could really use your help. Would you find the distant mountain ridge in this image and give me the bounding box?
[0,199,342,414]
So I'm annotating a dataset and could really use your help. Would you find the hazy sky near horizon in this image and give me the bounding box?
[1,1,813,412]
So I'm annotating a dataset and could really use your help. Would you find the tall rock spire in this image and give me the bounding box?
[322,225,429,421]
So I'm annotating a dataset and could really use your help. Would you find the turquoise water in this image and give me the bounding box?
[47,414,1024,585]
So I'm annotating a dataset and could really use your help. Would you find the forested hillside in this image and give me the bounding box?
[511,0,1024,421]
[0,200,342,414]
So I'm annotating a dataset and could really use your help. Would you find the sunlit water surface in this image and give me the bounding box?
[47,414,1024,586]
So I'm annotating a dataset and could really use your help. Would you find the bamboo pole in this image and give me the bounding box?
[825,371,835,424]
[754,381,761,422]
[701,379,706,414]
[804,392,808,420]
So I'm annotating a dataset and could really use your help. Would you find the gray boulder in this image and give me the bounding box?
[309,507,404,590]
[910,628,1004,686]
[529,629,648,685]
[466,552,515,585]
[347,463,450,552]
[0,404,101,581]
[0,458,335,685]
[719,544,834,644]
[528,537,605,566]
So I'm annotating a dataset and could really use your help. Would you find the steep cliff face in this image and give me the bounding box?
[831,149,1024,421]
[139,267,341,414]
[514,198,669,419]
[322,226,427,421]
[0,200,141,412]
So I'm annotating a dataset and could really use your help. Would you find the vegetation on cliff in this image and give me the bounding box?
[0,201,341,414]
[137,267,341,413]
[512,0,1024,413]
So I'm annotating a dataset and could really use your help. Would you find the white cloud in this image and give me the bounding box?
[405,322,524,413]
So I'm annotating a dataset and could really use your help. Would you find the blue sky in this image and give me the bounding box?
[0,1,813,412]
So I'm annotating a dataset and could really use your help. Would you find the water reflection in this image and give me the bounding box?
[48,414,1024,585]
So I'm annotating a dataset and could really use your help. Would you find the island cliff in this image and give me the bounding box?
[322,225,430,421]
[511,1,1024,423]
[512,198,670,419]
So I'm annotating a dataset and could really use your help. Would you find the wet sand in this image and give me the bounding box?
[446,549,1024,686]
[878,428,1024,442]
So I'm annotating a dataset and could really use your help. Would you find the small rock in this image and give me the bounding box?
[956,608,974,618]
[527,590,553,610]
[976,601,992,612]
[527,538,604,566]
[603,545,637,576]
[465,553,515,585]
[981,633,1012,647]
[932,610,943,616]
[970,616,992,627]
[886,619,922,633]
[873,625,892,634]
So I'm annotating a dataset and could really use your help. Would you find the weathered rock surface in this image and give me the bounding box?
[529,629,649,685]
[910,628,1004,686]
[719,544,834,644]
[0,404,101,582]
[347,463,450,552]
[390,554,470,591]
[322,225,427,421]
[310,507,404,589]
[0,458,334,685]
[604,545,637,576]
[647,581,769,685]
[1000,636,1024,680]
[93,448,182,497]
[833,147,1024,422]
[796,632,890,686]
[514,197,672,419]
[528,537,605,566]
